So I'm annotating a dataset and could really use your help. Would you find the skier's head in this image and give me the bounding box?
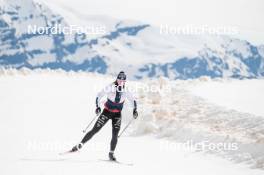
[116,71,126,86]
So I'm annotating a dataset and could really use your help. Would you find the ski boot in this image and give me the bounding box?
[71,143,83,152]
[109,151,116,161]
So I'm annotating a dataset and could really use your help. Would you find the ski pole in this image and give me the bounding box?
[82,115,98,133]
[118,118,135,138]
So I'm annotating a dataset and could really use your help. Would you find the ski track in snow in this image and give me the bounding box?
[0,69,263,175]
[132,78,264,169]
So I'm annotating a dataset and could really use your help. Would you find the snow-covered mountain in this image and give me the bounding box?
[1,0,264,79]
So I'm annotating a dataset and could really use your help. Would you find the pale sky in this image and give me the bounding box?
[41,0,264,45]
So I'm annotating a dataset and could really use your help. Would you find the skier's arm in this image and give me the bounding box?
[95,84,112,113]
[125,91,137,109]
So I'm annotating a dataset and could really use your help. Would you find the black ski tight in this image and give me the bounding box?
[81,109,122,152]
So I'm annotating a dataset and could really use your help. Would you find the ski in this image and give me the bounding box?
[59,144,82,155]
[59,151,133,166]
[59,150,77,156]
[99,159,133,166]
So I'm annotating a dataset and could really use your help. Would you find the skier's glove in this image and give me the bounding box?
[133,109,138,119]
[95,107,101,115]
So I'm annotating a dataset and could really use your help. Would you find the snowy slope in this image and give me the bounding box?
[0,69,264,175]
[0,0,264,79]
[189,79,264,117]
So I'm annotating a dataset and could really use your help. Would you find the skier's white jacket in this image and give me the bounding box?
[96,83,137,113]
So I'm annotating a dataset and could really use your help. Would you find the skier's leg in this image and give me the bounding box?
[71,110,111,152]
[110,112,122,152]
[81,110,110,144]
[109,112,121,160]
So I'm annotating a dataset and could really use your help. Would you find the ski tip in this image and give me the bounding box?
[59,150,73,156]
[58,152,66,156]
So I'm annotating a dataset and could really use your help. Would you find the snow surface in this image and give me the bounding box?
[0,69,263,175]
[189,79,264,117]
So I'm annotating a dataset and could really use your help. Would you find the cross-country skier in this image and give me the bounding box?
[70,71,138,161]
